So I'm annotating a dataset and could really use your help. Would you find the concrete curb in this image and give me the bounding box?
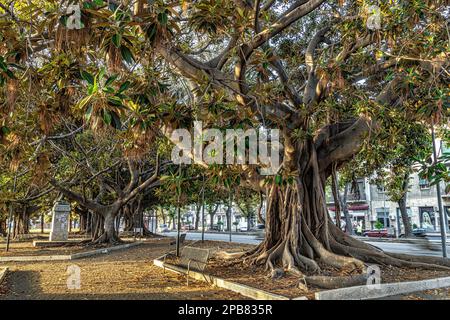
[0,267,8,285]
[33,240,89,248]
[315,276,450,300]
[153,257,302,300]
[0,241,143,263]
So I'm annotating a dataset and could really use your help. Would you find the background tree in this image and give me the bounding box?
[0,1,448,280]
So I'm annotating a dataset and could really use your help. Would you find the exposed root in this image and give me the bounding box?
[216,251,247,260]
[91,232,122,245]
[302,219,365,271]
[305,274,369,289]
[329,237,450,271]
[385,253,450,268]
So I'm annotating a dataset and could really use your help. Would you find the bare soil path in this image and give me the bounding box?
[0,239,245,300]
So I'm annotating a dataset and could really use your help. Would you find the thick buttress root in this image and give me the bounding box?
[236,177,450,285]
[225,140,450,286]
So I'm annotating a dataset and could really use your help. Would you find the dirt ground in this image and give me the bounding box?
[0,238,246,300]
[1,238,449,300]
[166,241,450,300]
[0,240,129,257]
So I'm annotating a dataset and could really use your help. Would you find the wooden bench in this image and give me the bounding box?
[165,246,210,286]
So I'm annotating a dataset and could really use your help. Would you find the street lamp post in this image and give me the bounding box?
[176,165,182,257]
[431,123,447,258]
[201,175,205,243]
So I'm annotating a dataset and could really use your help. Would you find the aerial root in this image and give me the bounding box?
[91,232,122,245]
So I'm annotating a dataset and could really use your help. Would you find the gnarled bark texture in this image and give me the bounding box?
[242,138,450,281]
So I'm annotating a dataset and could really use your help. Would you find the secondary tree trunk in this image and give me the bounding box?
[257,192,265,224]
[0,219,5,236]
[194,203,201,230]
[40,214,44,233]
[342,184,353,235]
[398,197,412,237]
[398,173,413,238]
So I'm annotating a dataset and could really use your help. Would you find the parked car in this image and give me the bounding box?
[210,224,220,231]
[158,224,169,233]
[239,226,248,232]
[363,229,395,238]
[256,223,265,230]
[181,224,195,231]
[254,224,265,239]
[412,228,428,237]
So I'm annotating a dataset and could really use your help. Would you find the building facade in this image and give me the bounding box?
[327,139,450,235]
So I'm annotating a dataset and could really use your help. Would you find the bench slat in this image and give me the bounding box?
[179,246,210,272]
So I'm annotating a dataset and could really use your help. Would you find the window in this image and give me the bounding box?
[419,178,430,190]
[376,185,385,193]
[442,141,450,155]
[376,208,390,228]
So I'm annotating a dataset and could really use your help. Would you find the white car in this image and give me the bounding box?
[239,226,248,232]
[158,224,169,233]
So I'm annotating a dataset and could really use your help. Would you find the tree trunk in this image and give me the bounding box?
[209,211,214,230]
[331,166,341,229]
[0,219,5,236]
[194,203,201,230]
[161,208,166,224]
[93,210,121,244]
[398,197,412,238]
[241,139,446,279]
[342,184,353,235]
[257,192,265,224]
[14,207,30,238]
[40,214,44,234]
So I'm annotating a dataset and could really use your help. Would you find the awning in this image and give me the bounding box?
[328,204,369,212]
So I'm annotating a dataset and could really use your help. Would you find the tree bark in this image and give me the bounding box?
[257,192,265,224]
[342,184,353,235]
[40,214,44,234]
[93,208,121,244]
[0,219,5,236]
[194,203,201,230]
[331,166,341,229]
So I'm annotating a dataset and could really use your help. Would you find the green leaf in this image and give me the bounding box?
[103,109,112,125]
[102,86,115,93]
[147,23,157,42]
[118,80,131,93]
[5,69,15,79]
[107,96,123,106]
[112,34,121,48]
[120,46,134,64]
[158,12,168,25]
[105,74,118,87]
[1,126,11,135]
[110,111,122,129]
[84,104,93,121]
[275,175,283,186]
[81,71,94,85]
[77,95,93,110]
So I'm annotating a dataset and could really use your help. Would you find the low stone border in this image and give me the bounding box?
[0,267,8,285]
[315,276,450,300]
[153,256,304,300]
[0,241,143,263]
[33,240,89,248]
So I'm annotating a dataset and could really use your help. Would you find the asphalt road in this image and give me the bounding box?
[163,231,449,257]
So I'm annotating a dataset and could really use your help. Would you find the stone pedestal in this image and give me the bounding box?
[49,201,71,241]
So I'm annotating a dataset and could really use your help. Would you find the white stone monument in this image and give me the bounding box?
[49,201,71,241]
